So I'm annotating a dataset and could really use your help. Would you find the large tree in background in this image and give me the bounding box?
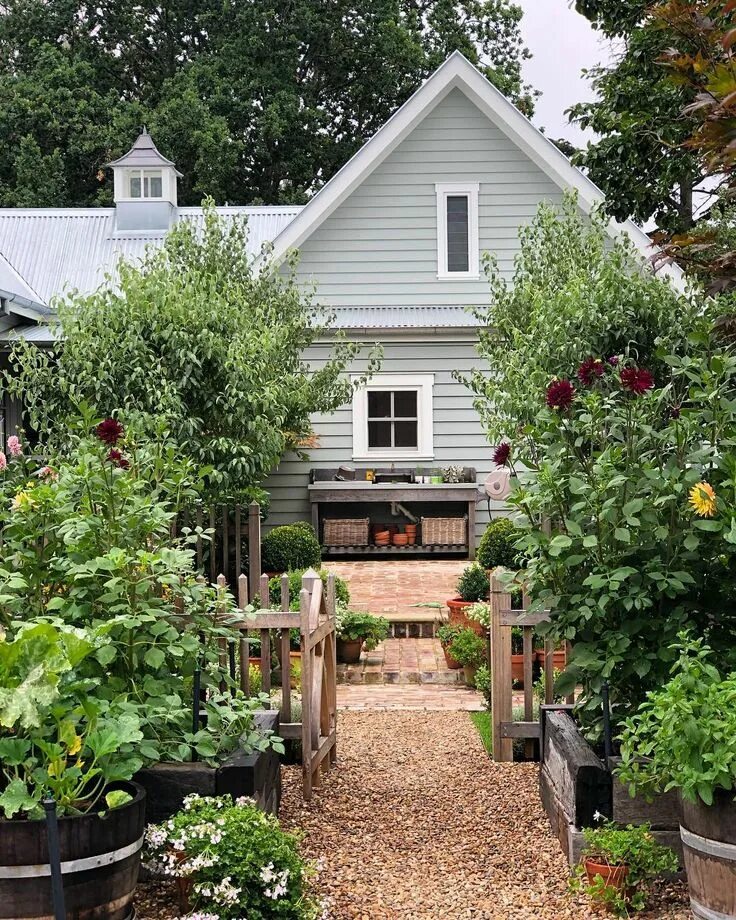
[569,0,702,232]
[0,0,534,207]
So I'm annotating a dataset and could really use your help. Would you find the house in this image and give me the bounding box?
[0,53,675,557]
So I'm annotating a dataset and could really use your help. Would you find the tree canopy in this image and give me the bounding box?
[7,205,377,500]
[570,0,702,233]
[0,0,535,207]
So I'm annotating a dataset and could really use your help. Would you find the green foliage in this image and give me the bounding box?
[456,563,490,602]
[476,517,521,570]
[436,623,463,647]
[509,346,736,729]
[460,194,704,447]
[474,663,492,710]
[262,522,321,573]
[335,610,389,652]
[143,793,323,919]
[470,710,492,753]
[618,634,736,806]
[267,569,350,611]
[447,628,486,668]
[0,1,534,208]
[8,206,371,499]
[571,818,679,915]
[0,621,144,818]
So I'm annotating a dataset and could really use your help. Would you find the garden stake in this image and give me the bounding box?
[42,798,66,920]
[229,639,236,696]
[601,680,613,766]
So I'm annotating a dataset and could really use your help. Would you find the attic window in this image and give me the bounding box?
[351,374,434,461]
[435,183,479,279]
[128,169,163,199]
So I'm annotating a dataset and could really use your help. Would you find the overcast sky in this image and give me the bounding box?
[517,0,617,146]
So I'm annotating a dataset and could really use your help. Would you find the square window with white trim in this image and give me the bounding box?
[352,374,434,461]
[435,182,479,279]
[128,169,163,199]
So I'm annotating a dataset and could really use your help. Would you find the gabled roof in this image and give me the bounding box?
[0,206,301,307]
[0,250,51,321]
[107,128,183,177]
[268,51,683,289]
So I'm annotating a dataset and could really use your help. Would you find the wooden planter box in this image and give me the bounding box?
[539,708,683,866]
[135,711,281,823]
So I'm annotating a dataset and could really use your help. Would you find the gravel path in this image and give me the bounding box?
[280,710,690,920]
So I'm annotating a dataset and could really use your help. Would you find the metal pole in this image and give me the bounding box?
[42,798,66,920]
[601,680,613,766]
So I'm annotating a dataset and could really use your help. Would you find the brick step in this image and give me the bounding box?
[387,620,443,639]
[337,665,466,686]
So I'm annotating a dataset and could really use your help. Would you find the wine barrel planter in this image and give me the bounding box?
[0,781,146,920]
[680,789,736,920]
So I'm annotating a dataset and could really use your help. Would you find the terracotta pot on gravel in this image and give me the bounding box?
[446,598,484,636]
[584,859,629,894]
[337,638,363,664]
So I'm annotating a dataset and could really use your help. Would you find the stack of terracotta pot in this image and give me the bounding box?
[405,523,417,545]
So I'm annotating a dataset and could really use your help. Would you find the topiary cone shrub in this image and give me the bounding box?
[261,521,321,573]
[477,518,522,570]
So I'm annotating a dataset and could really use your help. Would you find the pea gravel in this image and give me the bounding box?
[279,710,690,920]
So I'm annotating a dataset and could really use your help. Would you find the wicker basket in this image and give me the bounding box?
[323,518,370,546]
[421,516,467,546]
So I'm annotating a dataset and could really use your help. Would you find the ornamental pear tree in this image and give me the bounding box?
[8,205,377,499]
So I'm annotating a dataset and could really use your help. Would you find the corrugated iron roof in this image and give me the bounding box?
[0,250,45,306]
[0,323,58,343]
[0,205,302,306]
[329,305,480,329]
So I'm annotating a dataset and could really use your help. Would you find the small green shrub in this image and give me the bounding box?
[448,628,486,668]
[143,793,324,919]
[336,610,389,652]
[267,568,350,610]
[262,522,321,573]
[437,623,463,647]
[477,518,521,570]
[570,818,678,915]
[474,663,492,710]
[456,563,490,602]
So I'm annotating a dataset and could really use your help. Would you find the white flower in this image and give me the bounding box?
[593,810,604,822]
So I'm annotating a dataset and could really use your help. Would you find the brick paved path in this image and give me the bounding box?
[336,684,485,710]
[338,638,463,685]
[325,559,466,620]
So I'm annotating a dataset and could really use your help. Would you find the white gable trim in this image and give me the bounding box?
[267,51,684,290]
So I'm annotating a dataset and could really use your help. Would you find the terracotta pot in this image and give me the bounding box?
[446,598,485,636]
[337,638,363,664]
[392,533,409,546]
[535,649,568,671]
[584,859,629,893]
[441,644,462,669]
[511,654,525,684]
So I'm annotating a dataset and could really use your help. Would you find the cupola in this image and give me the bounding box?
[107,128,182,232]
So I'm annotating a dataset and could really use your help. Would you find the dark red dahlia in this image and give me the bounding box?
[620,367,655,396]
[107,448,130,470]
[577,357,605,386]
[492,442,511,467]
[96,418,124,445]
[546,379,576,411]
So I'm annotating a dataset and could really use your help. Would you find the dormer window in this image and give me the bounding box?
[435,182,479,279]
[128,169,163,199]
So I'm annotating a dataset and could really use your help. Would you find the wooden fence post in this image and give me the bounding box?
[248,502,261,602]
[280,573,292,723]
[490,573,513,762]
[238,574,250,696]
[299,581,313,800]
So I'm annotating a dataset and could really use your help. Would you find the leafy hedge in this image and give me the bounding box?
[262,521,321,573]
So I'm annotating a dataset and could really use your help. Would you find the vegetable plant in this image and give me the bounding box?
[618,633,736,806]
[143,793,325,919]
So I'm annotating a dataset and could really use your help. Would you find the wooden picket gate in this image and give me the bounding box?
[223,567,337,801]
[488,573,573,762]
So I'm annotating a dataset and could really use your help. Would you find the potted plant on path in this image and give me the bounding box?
[446,628,486,687]
[446,564,490,635]
[0,622,147,920]
[571,816,678,915]
[335,609,390,664]
[437,623,463,669]
[618,633,736,920]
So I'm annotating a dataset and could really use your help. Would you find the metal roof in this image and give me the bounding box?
[329,305,480,329]
[106,128,183,175]
[0,250,45,306]
[0,323,57,343]
[0,205,302,306]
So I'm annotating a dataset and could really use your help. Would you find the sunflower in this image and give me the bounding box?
[689,482,717,518]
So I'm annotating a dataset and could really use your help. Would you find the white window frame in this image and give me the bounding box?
[352,374,434,461]
[126,168,164,200]
[435,182,479,279]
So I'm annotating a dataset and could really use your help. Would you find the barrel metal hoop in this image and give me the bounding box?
[0,833,144,878]
[690,898,735,920]
[681,825,736,861]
